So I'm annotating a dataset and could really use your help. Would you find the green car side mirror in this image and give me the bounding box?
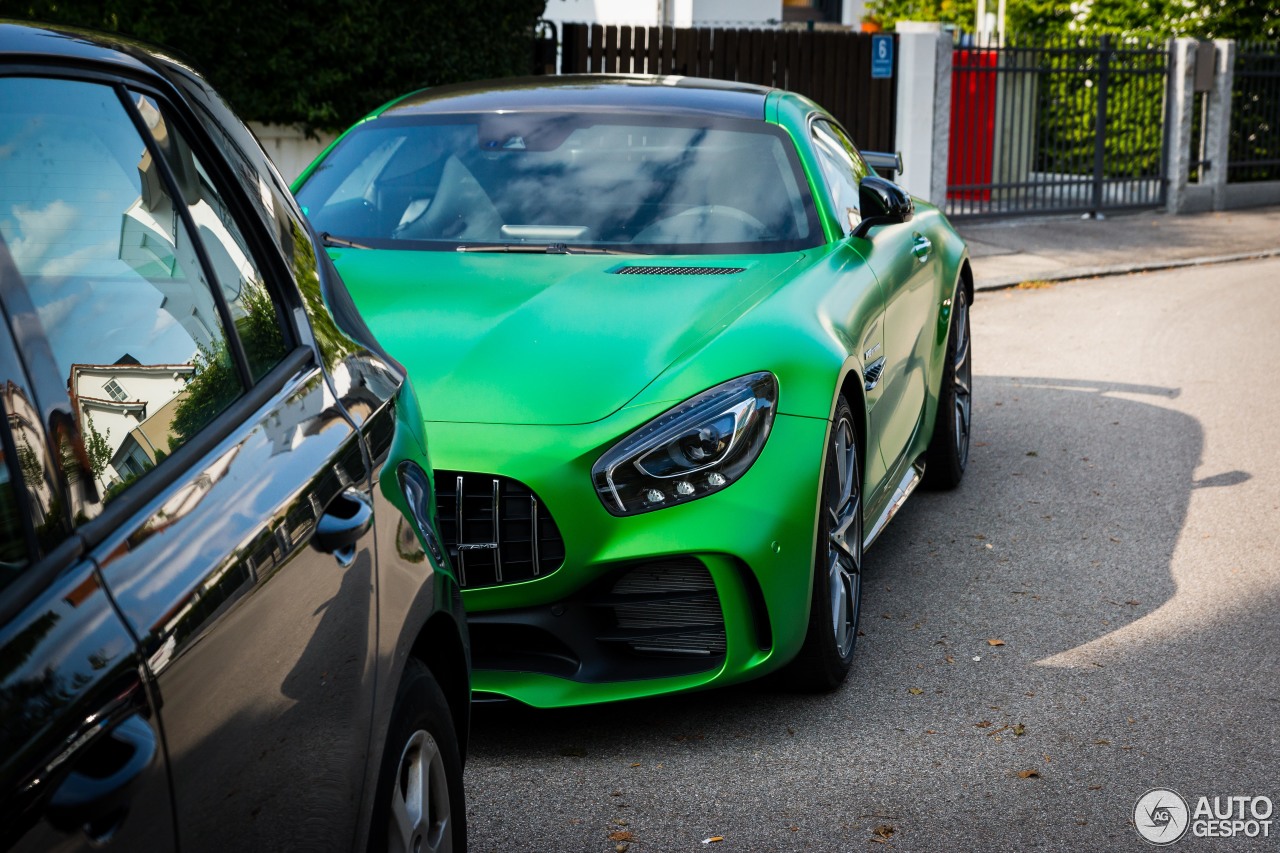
[852,175,914,238]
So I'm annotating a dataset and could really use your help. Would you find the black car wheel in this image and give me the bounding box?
[786,396,862,691]
[371,659,466,853]
[925,285,972,489]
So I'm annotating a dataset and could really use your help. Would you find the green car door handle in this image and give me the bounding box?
[912,234,932,263]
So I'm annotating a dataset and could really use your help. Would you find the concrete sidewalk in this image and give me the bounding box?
[955,205,1280,290]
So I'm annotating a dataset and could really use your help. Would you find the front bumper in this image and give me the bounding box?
[426,409,828,708]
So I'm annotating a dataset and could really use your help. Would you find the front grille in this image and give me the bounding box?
[594,559,726,658]
[612,265,745,276]
[435,471,565,588]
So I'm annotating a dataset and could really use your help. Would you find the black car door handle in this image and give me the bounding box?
[314,489,374,563]
[46,714,157,835]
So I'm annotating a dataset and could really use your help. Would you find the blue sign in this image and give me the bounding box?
[871,34,894,79]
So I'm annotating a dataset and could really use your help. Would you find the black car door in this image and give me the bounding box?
[0,220,176,848]
[0,72,383,849]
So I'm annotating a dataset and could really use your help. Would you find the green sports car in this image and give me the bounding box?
[294,75,973,708]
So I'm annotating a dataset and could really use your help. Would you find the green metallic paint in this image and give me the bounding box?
[296,80,970,707]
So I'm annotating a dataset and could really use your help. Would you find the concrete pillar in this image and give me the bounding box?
[1165,38,1197,214]
[1203,39,1236,210]
[893,24,952,208]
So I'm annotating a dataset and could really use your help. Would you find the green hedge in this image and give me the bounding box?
[3,0,547,129]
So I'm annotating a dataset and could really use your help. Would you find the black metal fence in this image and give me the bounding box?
[1229,42,1280,183]
[947,35,1171,218]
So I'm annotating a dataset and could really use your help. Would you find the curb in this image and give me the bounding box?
[973,246,1280,291]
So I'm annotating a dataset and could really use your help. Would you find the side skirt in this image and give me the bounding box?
[863,457,926,550]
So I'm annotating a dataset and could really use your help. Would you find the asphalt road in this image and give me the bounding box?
[464,258,1280,852]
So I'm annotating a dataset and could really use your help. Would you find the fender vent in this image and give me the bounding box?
[612,266,745,276]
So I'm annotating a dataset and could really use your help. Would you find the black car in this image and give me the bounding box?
[0,22,468,852]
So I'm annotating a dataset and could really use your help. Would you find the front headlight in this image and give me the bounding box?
[592,372,777,516]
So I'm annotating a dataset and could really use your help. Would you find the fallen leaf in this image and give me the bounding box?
[790,826,799,832]
[1012,724,1026,737]
[987,638,1005,646]
[1094,739,1110,745]
[614,819,629,826]
[945,655,956,664]
[1089,785,1103,791]
[975,720,992,728]
[1018,769,1040,779]
[609,831,634,842]
[908,687,923,695]
[986,725,1010,736]
[872,825,896,840]
[629,763,641,767]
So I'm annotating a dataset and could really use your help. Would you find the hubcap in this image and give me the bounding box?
[389,729,452,853]
[952,292,972,467]
[825,415,862,658]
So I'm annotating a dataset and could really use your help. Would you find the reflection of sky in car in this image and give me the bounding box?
[0,78,199,373]
[297,114,815,249]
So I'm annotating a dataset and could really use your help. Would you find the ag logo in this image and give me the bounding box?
[1135,789,1190,845]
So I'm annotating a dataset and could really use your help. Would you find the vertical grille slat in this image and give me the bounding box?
[437,471,565,589]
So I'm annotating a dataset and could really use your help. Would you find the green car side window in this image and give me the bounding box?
[811,119,871,236]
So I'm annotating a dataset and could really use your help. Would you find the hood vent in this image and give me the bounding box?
[612,265,745,276]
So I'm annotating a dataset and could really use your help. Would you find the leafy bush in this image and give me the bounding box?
[3,0,547,129]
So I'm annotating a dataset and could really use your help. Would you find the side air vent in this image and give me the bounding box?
[591,559,726,659]
[435,471,566,588]
[612,266,746,276]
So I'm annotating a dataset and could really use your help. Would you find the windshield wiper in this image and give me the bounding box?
[455,242,640,256]
[320,232,372,249]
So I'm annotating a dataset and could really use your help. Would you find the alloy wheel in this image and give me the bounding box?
[389,729,453,853]
[951,291,972,469]
[824,414,862,659]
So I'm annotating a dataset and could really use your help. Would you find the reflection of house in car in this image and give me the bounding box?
[68,356,194,492]
[121,94,260,348]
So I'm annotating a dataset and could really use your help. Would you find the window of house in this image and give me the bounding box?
[104,379,128,402]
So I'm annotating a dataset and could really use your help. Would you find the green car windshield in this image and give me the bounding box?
[296,113,822,255]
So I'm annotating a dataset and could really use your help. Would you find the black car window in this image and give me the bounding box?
[131,93,288,381]
[811,119,871,236]
[0,77,275,512]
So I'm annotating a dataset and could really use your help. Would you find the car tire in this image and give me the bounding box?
[924,285,972,490]
[784,396,862,692]
[369,658,466,853]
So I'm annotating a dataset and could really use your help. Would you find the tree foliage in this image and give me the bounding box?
[1,0,549,129]
[867,0,1276,38]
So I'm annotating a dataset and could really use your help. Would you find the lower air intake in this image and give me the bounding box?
[602,559,726,658]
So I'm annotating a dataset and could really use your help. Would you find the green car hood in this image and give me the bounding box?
[329,250,805,425]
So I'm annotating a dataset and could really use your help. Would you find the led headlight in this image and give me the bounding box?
[593,372,777,516]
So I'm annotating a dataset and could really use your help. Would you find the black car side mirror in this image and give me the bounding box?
[851,175,914,239]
